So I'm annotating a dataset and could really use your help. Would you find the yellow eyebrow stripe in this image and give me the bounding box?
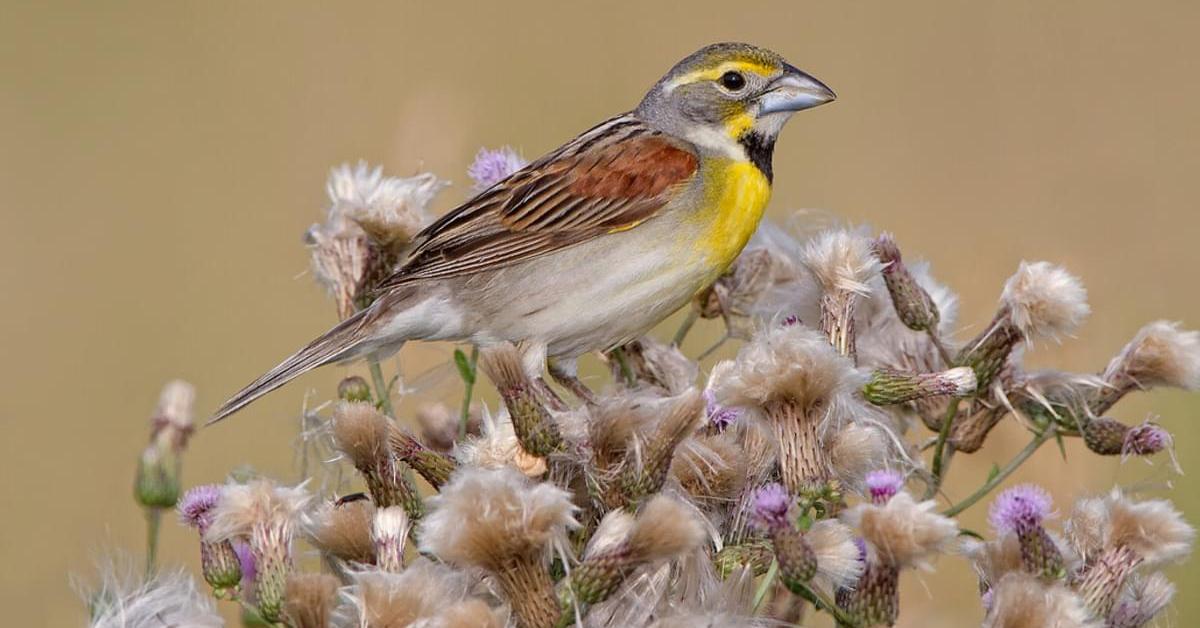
[666,60,776,89]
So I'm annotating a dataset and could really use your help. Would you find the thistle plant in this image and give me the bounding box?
[93,157,1200,627]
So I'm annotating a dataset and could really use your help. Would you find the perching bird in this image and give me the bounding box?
[210,42,834,423]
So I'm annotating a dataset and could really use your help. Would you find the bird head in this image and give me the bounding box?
[637,42,835,177]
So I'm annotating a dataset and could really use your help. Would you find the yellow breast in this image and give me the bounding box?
[693,159,772,274]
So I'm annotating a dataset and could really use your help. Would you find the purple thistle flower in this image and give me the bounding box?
[177,484,223,531]
[988,484,1053,535]
[1124,422,1171,456]
[782,314,801,327]
[467,146,527,192]
[703,388,739,432]
[865,469,905,504]
[854,536,868,565]
[750,483,792,532]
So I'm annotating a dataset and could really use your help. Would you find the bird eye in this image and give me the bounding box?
[719,71,746,92]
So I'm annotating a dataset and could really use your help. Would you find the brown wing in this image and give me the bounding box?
[375,114,698,289]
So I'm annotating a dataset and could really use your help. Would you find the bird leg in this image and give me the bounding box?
[548,359,598,406]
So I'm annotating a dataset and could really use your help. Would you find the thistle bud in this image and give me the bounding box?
[989,485,1065,580]
[873,233,940,331]
[337,375,372,403]
[618,390,702,506]
[480,344,564,457]
[1083,418,1171,457]
[388,427,457,489]
[862,366,976,406]
[134,446,181,509]
[178,485,242,594]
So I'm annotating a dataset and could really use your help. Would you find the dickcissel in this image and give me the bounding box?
[211,42,834,423]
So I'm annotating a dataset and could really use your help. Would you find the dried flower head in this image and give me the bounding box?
[340,560,479,627]
[282,573,339,628]
[872,232,940,332]
[806,518,865,592]
[829,423,891,493]
[1001,261,1090,342]
[844,491,958,570]
[1066,490,1193,567]
[670,432,746,509]
[800,229,883,356]
[1108,572,1175,628]
[468,146,527,191]
[325,161,445,247]
[331,401,422,518]
[1104,320,1200,392]
[371,505,410,573]
[962,533,1024,594]
[982,572,1096,628]
[419,467,577,628]
[83,561,222,628]
[304,498,376,565]
[455,406,547,477]
[617,336,699,395]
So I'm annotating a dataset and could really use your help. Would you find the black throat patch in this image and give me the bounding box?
[738,131,776,183]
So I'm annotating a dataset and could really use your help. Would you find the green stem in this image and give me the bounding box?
[458,346,479,439]
[672,309,700,347]
[928,329,954,367]
[697,334,729,361]
[144,508,162,578]
[368,357,394,417]
[793,579,858,627]
[925,399,960,499]
[942,429,1053,517]
[751,558,779,612]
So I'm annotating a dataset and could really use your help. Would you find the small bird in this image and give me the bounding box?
[211,42,834,423]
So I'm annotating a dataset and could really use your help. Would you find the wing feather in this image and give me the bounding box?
[375,114,698,288]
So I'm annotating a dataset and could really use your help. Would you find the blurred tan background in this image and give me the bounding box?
[3,1,1199,625]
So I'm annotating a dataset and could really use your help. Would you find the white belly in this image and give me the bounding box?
[448,215,714,358]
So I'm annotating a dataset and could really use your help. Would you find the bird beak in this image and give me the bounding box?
[757,65,836,114]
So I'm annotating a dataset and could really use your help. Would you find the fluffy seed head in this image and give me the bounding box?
[330,401,391,470]
[1066,490,1194,567]
[1108,572,1175,628]
[177,484,223,531]
[800,229,883,296]
[1000,261,1090,341]
[864,470,905,505]
[324,161,445,247]
[1104,320,1200,391]
[625,495,708,562]
[749,483,792,532]
[982,572,1097,628]
[806,519,866,591]
[83,562,222,628]
[468,146,527,191]
[372,506,411,572]
[829,423,890,492]
[455,407,546,477]
[205,479,311,544]
[989,484,1054,535]
[304,498,376,565]
[418,467,578,571]
[670,433,746,506]
[961,533,1024,592]
[340,560,475,627]
[844,492,959,570]
[711,323,861,410]
[282,573,339,628]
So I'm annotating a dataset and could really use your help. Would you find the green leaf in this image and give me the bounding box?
[453,348,476,385]
[986,463,1000,483]
[1054,431,1068,460]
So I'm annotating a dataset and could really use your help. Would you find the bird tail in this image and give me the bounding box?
[207,308,376,425]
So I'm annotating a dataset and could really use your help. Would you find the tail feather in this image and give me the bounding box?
[207,309,374,425]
